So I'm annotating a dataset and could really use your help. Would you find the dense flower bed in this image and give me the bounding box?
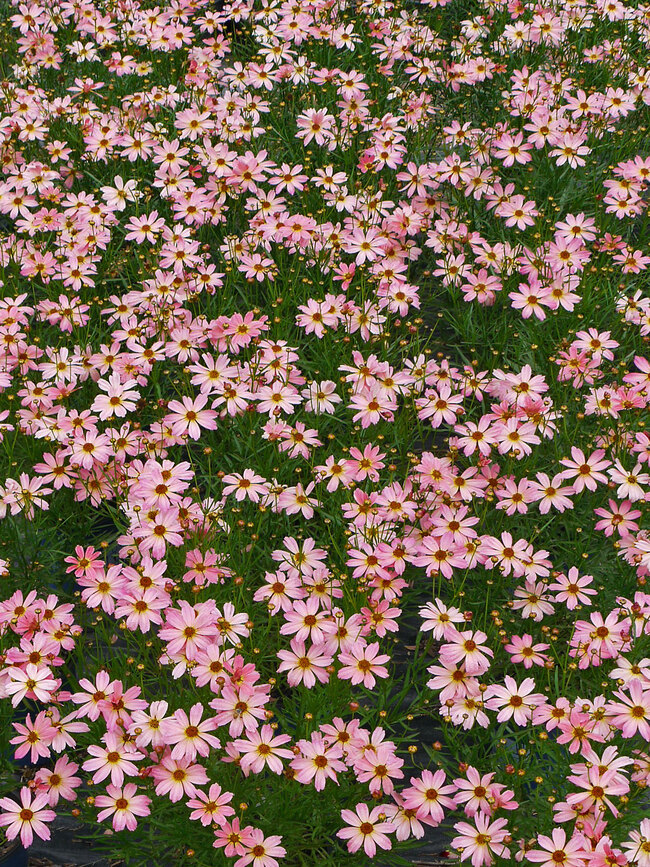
[1,0,650,864]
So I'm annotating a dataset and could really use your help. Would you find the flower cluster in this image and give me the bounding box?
[1,0,650,864]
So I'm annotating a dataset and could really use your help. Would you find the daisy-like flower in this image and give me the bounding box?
[5,663,58,707]
[34,757,82,807]
[165,393,217,440]
[419,599,465,639]
[0,787,56,848]
[10,711,57,764]
[453,768,496,817]
[401,769,456,824]
[222,469,269,502]
[150,754,209,802]
[91,373,140,420]
[302,380,342,414]
[337,802,396,857]
[186,783,235,826]
[451,814,510,867]
[124,210,165,243]
[439,629,494,676]
[607,681,650,739]
[594,499,641,537]
[290,734,346,791]
[530,472,574,514]
[161,703,221,762]
[622,818,650,867]
[483,676,545,725]
[234,829,287,867]
[504,634,550,668]
[559,447,611,493]
[94,783,151,832]
[338,641,390,688]
[82,733,144,787]
[234,724,293,776]
[276,638,333,688]
[548,568,597,609]
[526,828,587,867]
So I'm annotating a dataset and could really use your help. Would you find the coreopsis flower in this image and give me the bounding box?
[290,734,346,791]
[451,814,510,867]
[276,638,333,688]
[234,829,286,867]
[165,393,218,440]
[504,634,550,668]
[548,568,597,609]
[419,599,465,640]
[10,711,57,763]
[566,765,629,816]
[622,819,650,867]
[95,784,151,832]
[337,803,396,857]
[338,641,390,688]
[234,725,293,776]
[150,753,209,802]
[355,743,404,796]
[5,663,58,706]
[34,757,82,807]
[401,769,456,823]
[526,828,588,867]
[209,684,269,737]
[607,681,650,739]
[82,733,144,787]
[453,768,497,817]
[161,703,221,761]
[222,469,269,502]
[484,676,546,725]
[0,788,56,847]
[594,499,641,537]
[186,783,235,827]
[439,628,494,675]
[559,447,611,493]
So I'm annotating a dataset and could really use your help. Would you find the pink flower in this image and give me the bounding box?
[276,639,333,688]
[451,814,510,867]
[0,788,56,848]
[234,725,293,776]
[548,567,597,609]
[150,754,209,802]
[82,733,143,787]
[337,802,395,857]
[607,681,650,739]
[527,828,588,867]
[222,469,269,502]
[484,676,546,725]
[165,393,217,440]
[186,783,235,826]
[10,711,57,763]
[401,769,456,824]
[290,734,346,791]
[5,663,58,706]
[355,743,404,796]
[94,783,151,832]
[439,629,494,676]
[33,757,82,807]
[161,703,220,762]
[233,829,286,867]
[504,634,550,668]
[338,641,390,688]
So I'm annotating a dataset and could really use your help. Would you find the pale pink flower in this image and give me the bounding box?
[94,783,151,832]
[337,802,395,857]
[451,814,510,867]
[234,725,293,776]
[0,788,56,848]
